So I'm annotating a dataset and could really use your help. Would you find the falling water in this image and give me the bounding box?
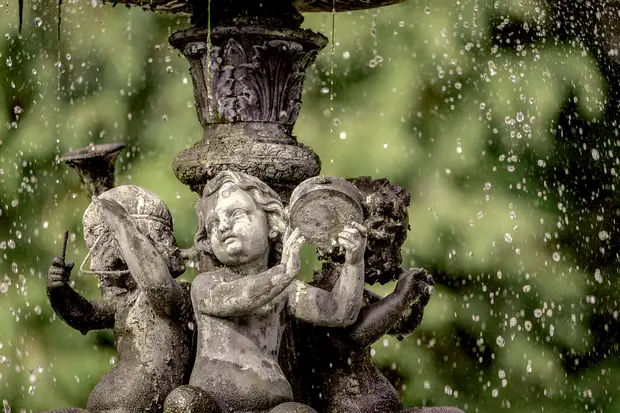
[473,0,478,28]
[329,0,336,132]
[206,0,212,110]
[368,9,383,68]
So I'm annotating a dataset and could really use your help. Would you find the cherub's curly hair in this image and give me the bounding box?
[319,176,411,285]
[194,171,285,268]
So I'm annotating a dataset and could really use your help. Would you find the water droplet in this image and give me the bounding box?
[109,356,117,365]
[504,233,513,243]
[339,132,347,140]
[496,336,505,347]
[320,87,330,95]
[522,285,531,293]
[594,269,603,283]
[33,306,41,315]
[598,231,609,241]
[342,51,350,59]
[5,57,12,67]
[534,309,543,318]
[516,112,524,122]
[492,388,499,397]
[591,148,600,160]
[424,6,431,14]
[34,17,42,27]
[524,320,532,331]
[498,369,506,379]
[552,251,561,262]
[509,317,517,327]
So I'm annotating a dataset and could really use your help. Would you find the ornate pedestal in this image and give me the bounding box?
[169,25,325,197]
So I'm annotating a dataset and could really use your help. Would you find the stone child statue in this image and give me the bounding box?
[46,185,194,413]
[282,177,435,413]
[164,171,367,413]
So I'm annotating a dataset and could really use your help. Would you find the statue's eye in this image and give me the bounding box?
[207,221,218,234]
[232,209,247,220]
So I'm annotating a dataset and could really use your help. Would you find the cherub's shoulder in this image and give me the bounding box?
[192,268,230,286]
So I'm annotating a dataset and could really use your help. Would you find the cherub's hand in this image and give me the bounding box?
[338,222,367,265]
[395,268,434,306]
[47,256,74,290]
[281,227,305,278]
[92,197,132,234]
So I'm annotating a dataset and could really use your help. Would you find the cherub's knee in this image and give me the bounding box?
[268,402,318,413]
[164,385,220,413]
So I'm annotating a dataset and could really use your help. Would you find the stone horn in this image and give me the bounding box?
[60,143,126,199]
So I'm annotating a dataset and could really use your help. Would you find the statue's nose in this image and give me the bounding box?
[218,219,231,233]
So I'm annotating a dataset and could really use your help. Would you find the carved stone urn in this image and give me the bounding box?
[101,0,406,198]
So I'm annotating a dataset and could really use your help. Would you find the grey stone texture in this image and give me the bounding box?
[46,185,194,413]
[44,1,466,411]
[165,171,367,413]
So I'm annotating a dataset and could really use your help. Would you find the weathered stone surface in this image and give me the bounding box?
[46,185,194,413]
[281,177,435,413]
[60,143,125,199]
[167,171,366,413]
[100,0,407,17]
[289,176,365,249]
[170,26,324,197]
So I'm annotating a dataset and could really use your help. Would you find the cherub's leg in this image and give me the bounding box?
[164,385,221,413]
[268,402,318,413]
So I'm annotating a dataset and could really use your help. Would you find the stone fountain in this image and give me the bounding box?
[43,0,465,412]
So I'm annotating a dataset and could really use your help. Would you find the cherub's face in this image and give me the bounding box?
[203,183,270,266]
[83,213,184,278]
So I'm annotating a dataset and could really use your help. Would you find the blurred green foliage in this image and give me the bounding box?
[0,0,618,412]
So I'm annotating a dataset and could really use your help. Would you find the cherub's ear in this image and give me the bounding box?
[269,227,279,240]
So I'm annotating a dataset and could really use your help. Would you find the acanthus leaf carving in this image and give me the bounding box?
[203,36,320,125]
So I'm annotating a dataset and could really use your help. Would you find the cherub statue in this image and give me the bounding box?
[281,177,436,413]
[45,185,194,413]
[164,171,367,413]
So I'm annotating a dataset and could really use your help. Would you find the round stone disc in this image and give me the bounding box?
[289,176,364,249]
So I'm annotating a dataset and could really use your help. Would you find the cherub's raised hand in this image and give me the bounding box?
[47,256,74,289]
[281,227,305,278]
[92,196,132,234]
[395,268,434,305]
[338,222,367,265]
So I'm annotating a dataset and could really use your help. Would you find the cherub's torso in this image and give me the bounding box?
[190,268,294,412]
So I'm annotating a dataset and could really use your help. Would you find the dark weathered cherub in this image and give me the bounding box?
[282,177,434,413]
[45,185,194,413]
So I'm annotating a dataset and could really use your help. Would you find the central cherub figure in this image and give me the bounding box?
[165,171,367,413]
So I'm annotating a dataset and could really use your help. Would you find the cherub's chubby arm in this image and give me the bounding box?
[288,223,367,327]
[46,257,115,335]
[346,268,434,348]
[194,229,306,317]
[94,197,186,319]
